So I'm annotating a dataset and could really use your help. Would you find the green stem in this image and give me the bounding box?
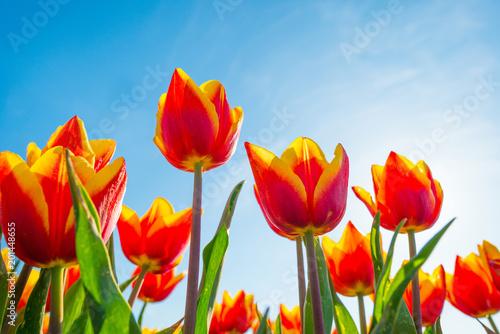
[408,230,422,334]
[0,264,33,334]
[296,237,306,331]
[128,266,148,308]
[357,294,367,334]
[183,162,203,334]
[138,302,148,329]
[48,266,64,334]
[304,231,325,334]
[488,315,500,334]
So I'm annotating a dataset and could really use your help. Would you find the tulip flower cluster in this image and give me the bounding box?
[0,67,498,334]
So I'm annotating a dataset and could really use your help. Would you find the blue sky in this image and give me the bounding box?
[2,0,500,332]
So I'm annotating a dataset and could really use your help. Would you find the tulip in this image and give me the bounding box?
[352,152,443,234]
[153,68,243,173]
[209,291,257,334]
[117,198,191,274]
[117,197,191,307]
[446,253,500,319]
[280,305,301,334]
[154,68,243,334]
[0,116,126,268]
[131,266,186,303]
[322,222,375,297]
[403,265,446,327]
[479,241,500,292]
[246,138,349,237]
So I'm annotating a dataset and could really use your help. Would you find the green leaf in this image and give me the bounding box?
[138,302,148,328]
[194,225,229,334]
[15,269,51,334]
[156,318,183,334]
[66,150,141,334]
[275,314,282,334]
[393,301,417,334]
[62,279,86,334]
[303,284,314,334]
[423,327,435,334]
[327,273,358,334]
[119,274,139,293]
[371,218,407,331]
[370,211,384,283]
[314,237,334,334]
[194,181,244,334]
[255,308,271,334]
[371,219,454,334]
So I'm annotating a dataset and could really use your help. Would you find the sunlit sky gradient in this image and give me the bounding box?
[2,0,500,332]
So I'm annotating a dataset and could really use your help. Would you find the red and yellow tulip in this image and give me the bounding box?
[0,116,126,268]
[280,304,301,334]
[352,152,443,233]
[117,198,192,274]
[154,68,243,172]
[131,266,186,303]
[403,265,446,327]
[446,253,500,318]
[322,222,375,297]
[246,137,349,237]
[209,290,257,334]
[479,240,500,292]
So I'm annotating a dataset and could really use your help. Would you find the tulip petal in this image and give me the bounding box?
[371,165,384,195]
[254,186,294,239]
[209,106,243,171]
[90,139,116,172]
[154,69,219,170]
[83,157,127,242]
[145,208,192,273]
[0,152,51,267]
[352,186,377,216]
[117,205,142,265]
[141,197,175,225]
[27,142,41,167]
[245,142,308,236]
[313,144,349,234]
[42,116,95,166]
